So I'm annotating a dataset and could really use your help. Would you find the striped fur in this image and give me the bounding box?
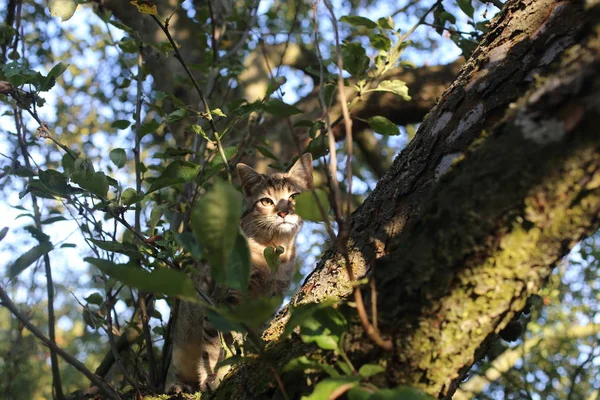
[165,154,313,393]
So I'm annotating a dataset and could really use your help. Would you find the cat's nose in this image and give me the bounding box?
[277,210,288,218]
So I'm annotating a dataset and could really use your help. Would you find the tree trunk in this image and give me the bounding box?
[209,0,600,398]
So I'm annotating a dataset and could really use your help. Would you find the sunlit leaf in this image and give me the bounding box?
[130,0,158,16]
[371,80,410,100]
[358,364,385,378]
[48,0,78,21]
[264,245,284,273]
[121,188,144,206]
[301,377,360,400]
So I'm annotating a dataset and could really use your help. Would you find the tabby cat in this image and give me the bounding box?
[165,153,313,393]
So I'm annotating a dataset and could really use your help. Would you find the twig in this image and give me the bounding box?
[138,288,158,388]
[105,289,143,391]
[134,47,143,234]
[316,0,393,352]
[151,15,232,183]
[0,285,120,400]
[13,108,65,399]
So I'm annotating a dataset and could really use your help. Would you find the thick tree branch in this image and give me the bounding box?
[207,0,600,398]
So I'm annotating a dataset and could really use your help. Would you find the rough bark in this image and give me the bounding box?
[207,0,600,398]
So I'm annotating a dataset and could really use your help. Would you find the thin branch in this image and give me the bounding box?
[0,285,120,400]
[151,15,232,183]
[13,109,65,399]
[134,46,143,234]
[320,0,392,351]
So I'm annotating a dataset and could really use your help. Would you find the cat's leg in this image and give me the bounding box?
[164,300,205,393]
[198,317,228,390]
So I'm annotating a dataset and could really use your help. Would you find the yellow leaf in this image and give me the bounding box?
[130,0,158,16]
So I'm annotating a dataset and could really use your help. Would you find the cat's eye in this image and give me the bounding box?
[289,193,300,203]
[259,198,274,206]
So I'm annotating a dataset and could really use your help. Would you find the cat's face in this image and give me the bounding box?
[237,154,313,243]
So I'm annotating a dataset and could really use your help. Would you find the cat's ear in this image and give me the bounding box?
[237,163,265,196]
[288,153,313,189]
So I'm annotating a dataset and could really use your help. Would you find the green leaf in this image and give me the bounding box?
[121,188,144,206]
[190,124,209,141]
[295,189,329,222]
[340,15,377,29]
[8,242,53,279]
[147,160,200,193]
[24,226,50,243]
[214,295,281,331]
[130,0,158,15]
[211,108,227,117]
[264,246,284,273]
[224,232,251,291]
[86,257,198,302]
[41,216,67,225]
[198,146,237,184]
[109,148,127,168]
[48,0,78,21]
[457,0,475,18]
[285,300,347,350]
[263,99,303,116]
[342,42,370,77]
[149,204,167,234]
[111,120,131,130]
[348,387,373,400]
[139,120,162,138]
[166,108,188,122]
[39,169,72,197]
[358,364,385,378]
[40,62,68,91]
[369,33,392,51]
[84,292,104,305]
[367,116,400,136]
[174,232,203,260]
[377,16,394,30]
[255,145,279,160]
[370,386,435,400]
[301,377,360,400]
[372,80,410,100]
[0,227,8,242]
[283,355,341,378]
[191,182,243,290]
[88,239,143,260]
[79,171,110,198]
[60,243,76,248]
